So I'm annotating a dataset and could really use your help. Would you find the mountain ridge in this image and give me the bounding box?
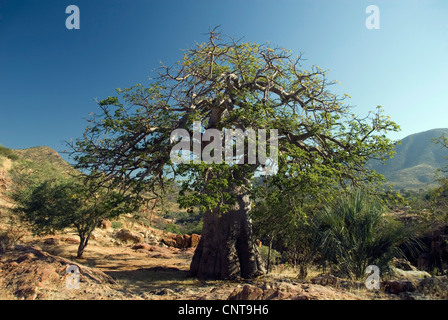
[370,128,448,190]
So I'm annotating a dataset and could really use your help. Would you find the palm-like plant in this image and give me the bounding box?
[314,191,423,279]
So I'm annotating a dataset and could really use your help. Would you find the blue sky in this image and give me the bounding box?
[1,0,447,162]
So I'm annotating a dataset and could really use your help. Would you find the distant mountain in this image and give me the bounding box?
[369,128,448,190]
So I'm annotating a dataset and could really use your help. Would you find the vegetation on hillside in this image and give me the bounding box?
[369,128,448,190]
[0,145,19,163]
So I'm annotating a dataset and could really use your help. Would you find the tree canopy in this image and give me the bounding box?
[70,29,400,279]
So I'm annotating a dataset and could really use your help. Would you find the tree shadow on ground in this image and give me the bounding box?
[104,266,199,293]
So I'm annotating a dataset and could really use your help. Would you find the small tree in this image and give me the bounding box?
[251,175,330,278]
[13,176,135,258]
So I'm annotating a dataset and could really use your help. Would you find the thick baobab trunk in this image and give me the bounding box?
[189,187,265,279]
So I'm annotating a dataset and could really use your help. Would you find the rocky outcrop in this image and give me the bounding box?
[99,219,112,230]
[161,233,201,249]
[390,267,431,281]
[114,229,144,244]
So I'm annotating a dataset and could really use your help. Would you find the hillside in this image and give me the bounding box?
[369,128,448,190]
[13,146,75,174]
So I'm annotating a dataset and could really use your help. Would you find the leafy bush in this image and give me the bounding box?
[163,223,182,235]
[111,221,123,229]
[163,209,203,235]
[314,191,424,279]
[258,245,282,271]
[0,216,27,255]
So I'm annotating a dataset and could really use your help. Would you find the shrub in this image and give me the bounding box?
[164,223,182,235]
[258,245,282,271]
[111,221,123,229]
[0,217,27,255]
[314,191,424,279]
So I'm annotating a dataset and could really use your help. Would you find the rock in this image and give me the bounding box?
[44,238,60,246]
[90,231,98,241]
[417,276,448,299]
[391,267,431,281]
[148,245,174,253]
[225,281,361,300]
[161,236,177,247]
[184,234,192,248]
[383,279,415,294]
[153,288,178,296]
[114,229,144,244]
[145,233,160,246]
[391,258,417,271]
[131,243,152,251]
[174,234,185,248]
[311,274,338,286]
[99,219,112,230]
[161,234,201,248]
[190,234,201,247]
[228,284,264,300]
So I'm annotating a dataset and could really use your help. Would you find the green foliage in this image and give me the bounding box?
[13,176,134,233]
[70,29,399,219]
[258,245,282,268]
[10,159,138,257]
[314,191,423,279]
[164,210,203,235]
[111,221,123,229]
[427,178,448,226]
[370,128,448,190]
[163,223,182,235]
[0,145,19,161]
[9,159,65,192]
[251,175,330,273]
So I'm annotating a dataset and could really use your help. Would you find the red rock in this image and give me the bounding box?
[99,219,112,230]
[131,243,152,250]
[190,234,201,247]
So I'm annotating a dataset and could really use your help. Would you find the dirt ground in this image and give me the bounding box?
[0,226,392,300]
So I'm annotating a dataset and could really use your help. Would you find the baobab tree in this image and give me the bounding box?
[71,29,399,279]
